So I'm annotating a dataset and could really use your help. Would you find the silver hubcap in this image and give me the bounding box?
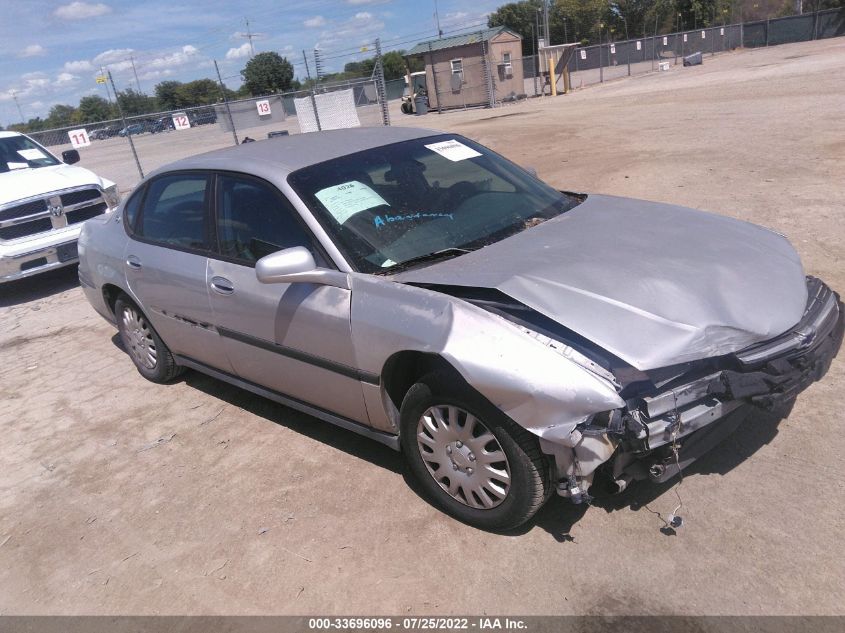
[121,306,157,370]
[416,405,511,509]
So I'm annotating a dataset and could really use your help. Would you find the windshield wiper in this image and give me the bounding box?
[377,247,473,274]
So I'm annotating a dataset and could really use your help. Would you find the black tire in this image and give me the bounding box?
[114,294,183,383]
[400,372,551,530]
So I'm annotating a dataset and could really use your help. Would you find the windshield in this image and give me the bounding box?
[288,134,582,273]
[0,135,60,173]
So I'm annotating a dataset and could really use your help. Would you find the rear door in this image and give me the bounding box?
[124,171,232,373]
[205,172,369,424]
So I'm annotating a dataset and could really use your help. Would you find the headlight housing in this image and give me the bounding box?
[102,184,121,210]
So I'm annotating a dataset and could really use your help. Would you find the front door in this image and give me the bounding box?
[206,172,368,424]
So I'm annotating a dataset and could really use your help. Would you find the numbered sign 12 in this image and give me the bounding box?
[580,49,586,60]
[172,113,191,130]
[68,128,91,149]
[636,41,642,51]
[256,100,271,116]
[610,44,616,54]
[663,36,668,45]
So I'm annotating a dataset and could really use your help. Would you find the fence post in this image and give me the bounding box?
[214,60,239,146]
[374,38,390,127]
[302,50,321,132]
[108,70,143,180]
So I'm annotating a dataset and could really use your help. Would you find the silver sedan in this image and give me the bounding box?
[78,127,843,530]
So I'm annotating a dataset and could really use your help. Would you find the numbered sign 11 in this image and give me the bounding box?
[663,36,668,45]
[172,113,191,130]
[636,41,642,51]
[256,100,271,116]
[610,44,616,54]
[580,49,586,60]
[68,129,91,149]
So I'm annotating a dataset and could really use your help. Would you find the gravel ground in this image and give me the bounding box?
[1,37,843,616]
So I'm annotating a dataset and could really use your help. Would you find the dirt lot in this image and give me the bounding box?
[1,37,843,616]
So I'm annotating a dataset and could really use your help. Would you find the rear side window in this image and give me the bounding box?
[215,174,313,265]
[122,188,143,231]
[137,174,210,250]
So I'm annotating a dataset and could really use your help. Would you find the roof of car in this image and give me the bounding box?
[153,126,444,179]
[0,131,23,138]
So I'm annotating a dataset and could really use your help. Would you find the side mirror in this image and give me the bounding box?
[255,246,350,289]
[62,149,80,165]
[524,166,538,178]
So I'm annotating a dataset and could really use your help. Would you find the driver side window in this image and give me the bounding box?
[215,174,313,266]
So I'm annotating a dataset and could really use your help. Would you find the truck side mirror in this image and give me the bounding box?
[62,150,80,165]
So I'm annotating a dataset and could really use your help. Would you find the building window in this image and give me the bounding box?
[450,58,463,79]
[502,52,512,68]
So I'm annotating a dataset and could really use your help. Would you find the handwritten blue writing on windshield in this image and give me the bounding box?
[374,212,454,228]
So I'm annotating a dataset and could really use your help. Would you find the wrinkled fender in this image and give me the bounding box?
[349,274,625,443]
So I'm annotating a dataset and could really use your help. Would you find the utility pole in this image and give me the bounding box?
[236,17,262,58]
[434,0,443,37]
[245,17,256,57]
[108,70,143,180]
[11,91,25,123]
[129,56,142,93]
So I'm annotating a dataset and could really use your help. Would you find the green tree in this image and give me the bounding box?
[488,0,544,54]
[240,52,294,96]
[45,104,77,128]
[116,89,157,116]
[179,79,223,105]
[155,80,184,110]
[76,95,114,123]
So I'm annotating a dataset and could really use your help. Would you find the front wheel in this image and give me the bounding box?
[400,372,551,530]
[115,295,183,383]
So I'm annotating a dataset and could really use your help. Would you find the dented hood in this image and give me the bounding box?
[394,194,808,370]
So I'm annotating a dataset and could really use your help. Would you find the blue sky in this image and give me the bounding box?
[0,0,504,125]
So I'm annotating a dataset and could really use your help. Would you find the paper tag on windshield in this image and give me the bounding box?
[18,148,46,161]
[425,139,481,162]
[315,180,389,224]
[8,162,28,170]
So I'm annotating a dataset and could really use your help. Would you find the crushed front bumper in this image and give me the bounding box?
[617,276,843,484]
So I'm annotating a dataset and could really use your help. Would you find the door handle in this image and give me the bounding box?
[126,255,142,269]
[210,276,234,295]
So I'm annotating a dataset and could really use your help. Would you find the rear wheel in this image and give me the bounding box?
[400,372,551,530]
[115,295,183,383]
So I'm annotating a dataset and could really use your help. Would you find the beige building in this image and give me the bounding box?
[408,27,524,111]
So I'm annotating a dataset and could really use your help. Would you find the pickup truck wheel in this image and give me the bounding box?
[400,372,551,531]
[115,295,183,383]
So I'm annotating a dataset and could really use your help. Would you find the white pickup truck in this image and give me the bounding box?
[0,130,120,283]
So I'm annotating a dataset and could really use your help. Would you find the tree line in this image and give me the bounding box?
[488,0,843,55]
[4,49,421,133]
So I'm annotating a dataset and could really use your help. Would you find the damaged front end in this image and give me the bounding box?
[437,277,844,503]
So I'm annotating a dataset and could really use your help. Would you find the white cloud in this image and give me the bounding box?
[226,43,252,60]
[305,16,326,28]
[19,44,46,58]
[53,2,112,20]
[355,12,373,20]
[63,60,94,72]
[93,48,134,65]
[54,72,78,86]
[142,45,199,71]
[346,0,389,4]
